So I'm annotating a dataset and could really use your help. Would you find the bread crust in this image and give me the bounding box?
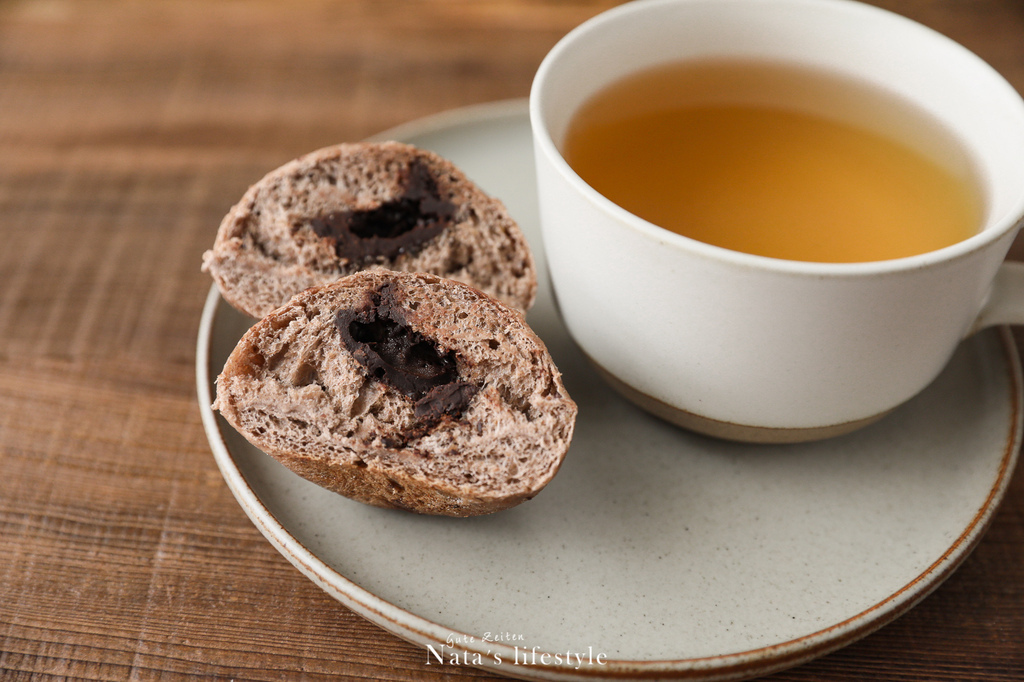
[203,142,537,319]
[213,271,575,516]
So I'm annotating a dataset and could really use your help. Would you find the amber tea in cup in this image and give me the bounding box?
[562,59,984,263]
[532,0,1024,441]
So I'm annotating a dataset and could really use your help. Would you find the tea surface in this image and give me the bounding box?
[563,60,982,263]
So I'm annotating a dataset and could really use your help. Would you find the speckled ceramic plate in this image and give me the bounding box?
[197,100,1023,681]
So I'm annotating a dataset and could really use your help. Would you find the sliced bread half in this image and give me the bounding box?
[203,142,536,318]
[213,270,575,516]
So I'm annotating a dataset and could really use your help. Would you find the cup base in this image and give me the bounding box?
[590,362,894,444]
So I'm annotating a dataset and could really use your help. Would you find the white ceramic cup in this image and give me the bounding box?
[530,0,1024,443]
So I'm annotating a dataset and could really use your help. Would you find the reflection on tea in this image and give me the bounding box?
[563,60,983,263]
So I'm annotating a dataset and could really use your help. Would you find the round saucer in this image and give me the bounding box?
[197,99,1022,681]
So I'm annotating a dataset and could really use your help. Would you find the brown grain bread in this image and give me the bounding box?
[202,141,536,319]
[213,270,576,516]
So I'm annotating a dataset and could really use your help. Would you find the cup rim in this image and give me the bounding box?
[529,0,1024,277]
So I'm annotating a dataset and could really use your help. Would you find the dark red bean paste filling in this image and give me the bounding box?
[336,282,478,434]
[310,159,457,263]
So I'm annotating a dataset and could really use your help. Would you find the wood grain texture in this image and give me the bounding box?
[0,0,1021,680]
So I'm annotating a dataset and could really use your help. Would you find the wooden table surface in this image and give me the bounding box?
[1,0,1022,679]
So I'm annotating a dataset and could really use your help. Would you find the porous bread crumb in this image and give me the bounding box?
[214,270,575,516]
[202,142,536,319]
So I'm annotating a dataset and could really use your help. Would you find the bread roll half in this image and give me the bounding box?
[203,142,536,319]
[213,270,576,516]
